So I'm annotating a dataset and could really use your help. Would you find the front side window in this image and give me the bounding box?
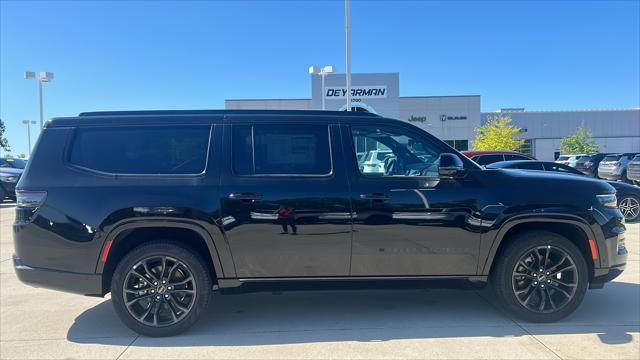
[351,125,442,177]
[504,154,530,161]
[517,162,544,170]
[233,124,332,175]
[69,125,211,174]
[474,154,505,165]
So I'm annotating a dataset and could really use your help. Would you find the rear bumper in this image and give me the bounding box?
[598,168,622,180]
[13,254,103,296]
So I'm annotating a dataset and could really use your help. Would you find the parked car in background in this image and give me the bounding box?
[0,167,22,200]
[487,160,640,222]
[574,153,611,178]
[555,154,586,168]
[0,158,27,169]
[461,150,535,166]
[598,153,638,182]
[359,149,393,174]
[626,155,640,186]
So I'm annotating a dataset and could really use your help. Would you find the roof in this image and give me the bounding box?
[46,109,382,128]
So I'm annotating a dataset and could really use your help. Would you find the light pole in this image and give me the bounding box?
[345,0,352,111]
[309,65,336,110]
[21,120,36,156]
[24,71,54,129]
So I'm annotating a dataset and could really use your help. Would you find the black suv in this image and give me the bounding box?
[13,110,627,337]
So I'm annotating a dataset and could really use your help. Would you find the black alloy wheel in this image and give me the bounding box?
[492,231,588,322]
[512,245,578,313]
[111,241,212,337]
[123,256,197,327]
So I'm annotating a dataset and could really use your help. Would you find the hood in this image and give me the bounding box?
[0,167,23,176]
[481,169,616,208]
[607,181,640,195]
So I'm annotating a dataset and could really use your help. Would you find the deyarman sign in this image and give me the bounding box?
[324,86,388,99]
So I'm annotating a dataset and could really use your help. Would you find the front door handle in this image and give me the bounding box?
[228,193,262,201]
[360,193,392,201]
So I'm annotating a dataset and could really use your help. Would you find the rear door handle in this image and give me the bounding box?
[228,193,262,201]
[360,193,392,201]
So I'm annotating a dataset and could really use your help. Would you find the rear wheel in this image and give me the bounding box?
[492,231,588,322]
[111,240,212,337]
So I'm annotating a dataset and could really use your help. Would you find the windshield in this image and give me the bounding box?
[603,155,621,162]
[633,155,640,162]
[556,156,570,161]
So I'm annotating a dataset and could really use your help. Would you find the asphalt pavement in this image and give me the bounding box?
[1,201,638,359]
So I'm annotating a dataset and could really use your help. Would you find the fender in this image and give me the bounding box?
[479,212,599,276]
[94,217,233,279]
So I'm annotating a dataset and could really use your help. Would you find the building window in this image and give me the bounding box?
[444,140,469,151]
[518,139,533,156]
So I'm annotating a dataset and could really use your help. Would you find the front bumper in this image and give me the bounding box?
[13,254,103,296]
[591,223,627,288]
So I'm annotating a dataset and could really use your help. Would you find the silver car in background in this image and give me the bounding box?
[627,155,640,185]
[598,153,638,182]
[555,154,585,168]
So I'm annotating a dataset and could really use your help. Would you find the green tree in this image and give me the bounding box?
[473,116,524,151]
[560,123,600,154]
[0,118,10,152]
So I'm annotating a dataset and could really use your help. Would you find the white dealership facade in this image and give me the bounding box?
[225,72,640,161]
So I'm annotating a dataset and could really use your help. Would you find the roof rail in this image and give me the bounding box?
[78,109,380,117]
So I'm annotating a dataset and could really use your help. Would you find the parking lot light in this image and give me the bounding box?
[24,71,54,129]
[309,65,335,110]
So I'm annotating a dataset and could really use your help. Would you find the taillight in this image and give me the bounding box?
[614,161,621,166]
[584,161,593,167]
[16,191,47,209]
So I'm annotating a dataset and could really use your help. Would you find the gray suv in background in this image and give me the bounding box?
[627,155,640,185]
[598,153,638,182]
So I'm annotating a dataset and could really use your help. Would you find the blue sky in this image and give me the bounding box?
[1,0,639,156]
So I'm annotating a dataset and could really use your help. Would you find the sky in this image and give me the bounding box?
[1,0,639,156]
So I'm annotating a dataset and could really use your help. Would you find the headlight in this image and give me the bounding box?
[0,175,18,183]
[597,194,617,208]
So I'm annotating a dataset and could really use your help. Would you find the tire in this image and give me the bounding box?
[111,240,212,337]
[491,231,588,323]
[618,194,640,223]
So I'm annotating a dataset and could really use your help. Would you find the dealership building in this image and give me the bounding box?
[225,72,640,161]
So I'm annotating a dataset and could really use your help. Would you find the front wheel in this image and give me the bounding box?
[492,231,588,322]
[111,240,212,337]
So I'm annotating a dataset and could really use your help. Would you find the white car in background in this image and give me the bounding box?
[360,150,393,174]
[555,154,586,168]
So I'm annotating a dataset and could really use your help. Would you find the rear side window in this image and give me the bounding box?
[517,162,544,170]
[504,154,530,161]
[474,154,504,165]
[233,124,332,175]
[69,125,211,174]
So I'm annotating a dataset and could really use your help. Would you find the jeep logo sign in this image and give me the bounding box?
[324,86,387,99]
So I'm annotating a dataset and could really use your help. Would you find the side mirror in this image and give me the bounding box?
[438,153,465,179]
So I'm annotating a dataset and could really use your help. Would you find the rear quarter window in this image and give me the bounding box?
[68,125,211,175]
